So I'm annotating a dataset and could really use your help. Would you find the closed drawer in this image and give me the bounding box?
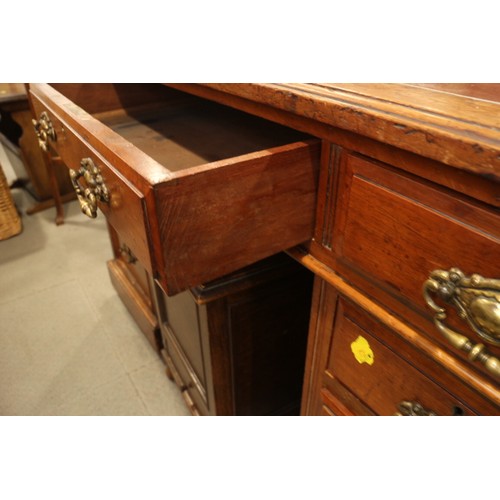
[317,287,499,415]
[106,225,161,351]
[311,148,500,381]
[29,83,320,295]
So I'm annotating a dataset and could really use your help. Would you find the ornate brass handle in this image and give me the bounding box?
[69,158,110,218]
[32,111,56,152]
[423,268,500,378]
[395,400,436,416]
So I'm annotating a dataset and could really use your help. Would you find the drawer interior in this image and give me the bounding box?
[42,83,320,295]
[51,83,308,172]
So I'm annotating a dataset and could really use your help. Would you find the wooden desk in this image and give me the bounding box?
[169,84,500,415]
[26,83,500,415]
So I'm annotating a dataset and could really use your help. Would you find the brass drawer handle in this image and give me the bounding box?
[32,111,56,152]
[395,400,436,416]
[69,158,110,218]
[423,268,500,378]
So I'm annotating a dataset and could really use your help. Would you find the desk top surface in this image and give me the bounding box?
[409,83,500,103]
[180,83,500,180]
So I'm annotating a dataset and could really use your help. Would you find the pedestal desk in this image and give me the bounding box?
[27,83,500,415]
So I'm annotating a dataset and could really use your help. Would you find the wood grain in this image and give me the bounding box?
[26,83,499,416]
[409,83,500,103]
[29,84,175,190]
[288,248,500,410]
[311,149,500,379]
[182,83,500,179]
[155,140,320,294]
[29,84,319,294]
[30,90,154,275]
[327,297,478,415]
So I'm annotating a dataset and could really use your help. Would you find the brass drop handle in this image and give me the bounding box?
[423,268,500,378]
[32,111,56,152]
[395,400,436,416]
[69,158,110,218]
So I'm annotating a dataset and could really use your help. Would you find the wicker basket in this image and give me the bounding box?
[0,161,22,240]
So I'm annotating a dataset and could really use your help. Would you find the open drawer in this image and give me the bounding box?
[29,83,320,294]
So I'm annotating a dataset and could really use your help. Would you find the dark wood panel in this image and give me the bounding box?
[157,253,314,415]
[164,290,207,391]
[222,268,312,415]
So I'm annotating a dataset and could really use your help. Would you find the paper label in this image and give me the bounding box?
[350,335,374,365]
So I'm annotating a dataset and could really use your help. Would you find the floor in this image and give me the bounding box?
[0,188,190,416]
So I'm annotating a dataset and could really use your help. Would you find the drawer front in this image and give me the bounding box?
[319,388,355,416]
[312,147,500,380]
[30,90,153,274]
[327,298,477,416]
[154,141,320,293]
[29,83,320,295]
[106,224,161,351]
[302,278,500,415]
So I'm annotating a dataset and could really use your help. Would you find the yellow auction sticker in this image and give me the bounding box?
[350,335,375,365]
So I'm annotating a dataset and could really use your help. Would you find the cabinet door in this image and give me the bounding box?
[156,253,314,416]
[206,264,313,416]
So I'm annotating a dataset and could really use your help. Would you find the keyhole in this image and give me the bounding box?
[452,406,464,416]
